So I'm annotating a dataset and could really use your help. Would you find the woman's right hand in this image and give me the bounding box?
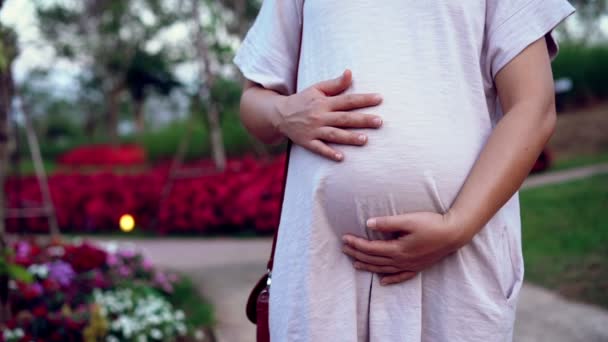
[274,69,383,161]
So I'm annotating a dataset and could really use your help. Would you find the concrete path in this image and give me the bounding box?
[522,162,608,189]
[92,238,608,342]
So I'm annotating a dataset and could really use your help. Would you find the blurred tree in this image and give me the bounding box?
[561,0,607,43]
[35,0,181,141]
[0,21,16,238]
[126,49,180,133]
[18,70,82,143]
[217,0,261,37]
[0,0,16,322]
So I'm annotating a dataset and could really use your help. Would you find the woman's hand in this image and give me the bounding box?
[341,210,467,285]
[274,69,384,161]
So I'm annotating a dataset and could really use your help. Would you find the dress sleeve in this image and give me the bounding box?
[232,0,304,96]
[483,0,575,81]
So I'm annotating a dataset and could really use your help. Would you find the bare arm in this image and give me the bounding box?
[447,36,556,242]
[238,69,385,161]
[239,79,289,145]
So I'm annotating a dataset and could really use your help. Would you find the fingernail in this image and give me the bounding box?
[358,135,367,143]
[366,218,376,228]
[342,236,348,243]
[335,152,343,160]
[380,280,388,286]
[373,118,382,127]
[373,94,383,101]
[353,262,361,269]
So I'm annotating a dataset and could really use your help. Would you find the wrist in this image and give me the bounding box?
[444,207,476,249]
[271,95,289,137]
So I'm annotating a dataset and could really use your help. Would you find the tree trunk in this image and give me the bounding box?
[133,98,145,134]
[0,61,9,240]
[192,0,226,171]
[0,28,14,241]
[0,17,15,324]
[106,85,122,144]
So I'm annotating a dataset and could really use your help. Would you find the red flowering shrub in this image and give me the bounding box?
[62,242,108,272]
[57,144,147,166]
[6,154,286,235]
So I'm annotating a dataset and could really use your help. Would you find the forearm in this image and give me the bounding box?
[239,82,288,145]
[448,99,556,243]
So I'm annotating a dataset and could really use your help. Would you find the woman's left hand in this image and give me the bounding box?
[341,210,469,285]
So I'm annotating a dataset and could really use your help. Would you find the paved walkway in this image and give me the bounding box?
[92,163,608,341]
[522,162,608,189]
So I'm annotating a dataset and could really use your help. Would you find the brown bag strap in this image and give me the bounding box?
[266,140,292,271]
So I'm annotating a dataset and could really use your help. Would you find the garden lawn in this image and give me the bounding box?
[520,174,608,308]
[551,151,608,171]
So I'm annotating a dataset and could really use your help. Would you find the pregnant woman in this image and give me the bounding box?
[234,1,574,341]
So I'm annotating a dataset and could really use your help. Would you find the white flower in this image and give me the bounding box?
[194,329,205,341]
[99,241,118,254]
[137,334,147,342]
[3,330,13,340]
[176,323,187,336]
[106,335,119,342]
[27,264,48,278]
[174,310,185,321]
[14,329,23,338]
[150,328,163,339]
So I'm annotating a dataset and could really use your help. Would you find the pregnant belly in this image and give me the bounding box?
[288,118,488,240]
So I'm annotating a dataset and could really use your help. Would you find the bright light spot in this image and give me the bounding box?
[119,214,135,232]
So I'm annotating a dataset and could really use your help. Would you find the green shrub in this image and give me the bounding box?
[553,42,608,107]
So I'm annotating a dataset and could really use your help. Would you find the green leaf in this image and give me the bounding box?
[7,264,34,283]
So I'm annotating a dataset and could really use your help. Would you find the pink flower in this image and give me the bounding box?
[142,257,153,271]
[107,253,119,266]
[118,265,131,277]
[118,249,136,259]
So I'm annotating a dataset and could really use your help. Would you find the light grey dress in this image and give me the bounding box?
[233,0,575,341]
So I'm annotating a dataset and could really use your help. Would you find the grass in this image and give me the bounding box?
[551,151,608,171]
[168,276,215,329]
[520,173,608,308]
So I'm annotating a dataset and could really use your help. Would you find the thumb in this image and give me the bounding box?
[314,69,352,96]
[366,215,412,233]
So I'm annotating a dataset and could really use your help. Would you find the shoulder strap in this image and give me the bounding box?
[266,140,292,271]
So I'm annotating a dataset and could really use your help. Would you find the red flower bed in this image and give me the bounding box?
[6,154,286,235]
[57,144,147,166]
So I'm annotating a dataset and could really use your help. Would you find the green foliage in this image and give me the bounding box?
[0,248,33,283]
[168,276,215,328]
[131,109,254,161]
[553,43,608,106]
[126,49,181,101]
[521,174,608,308]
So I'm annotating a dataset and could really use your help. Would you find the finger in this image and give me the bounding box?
[367,215,411,233]
[342,234,399,257]
[328,93,383,111]
[317,127,367,146]
[307,139,343,161]
[342,245,393,266]
[353,261,401,274]
[380,271,418,286]
[324,111,383,129]
[314,69,352,96]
